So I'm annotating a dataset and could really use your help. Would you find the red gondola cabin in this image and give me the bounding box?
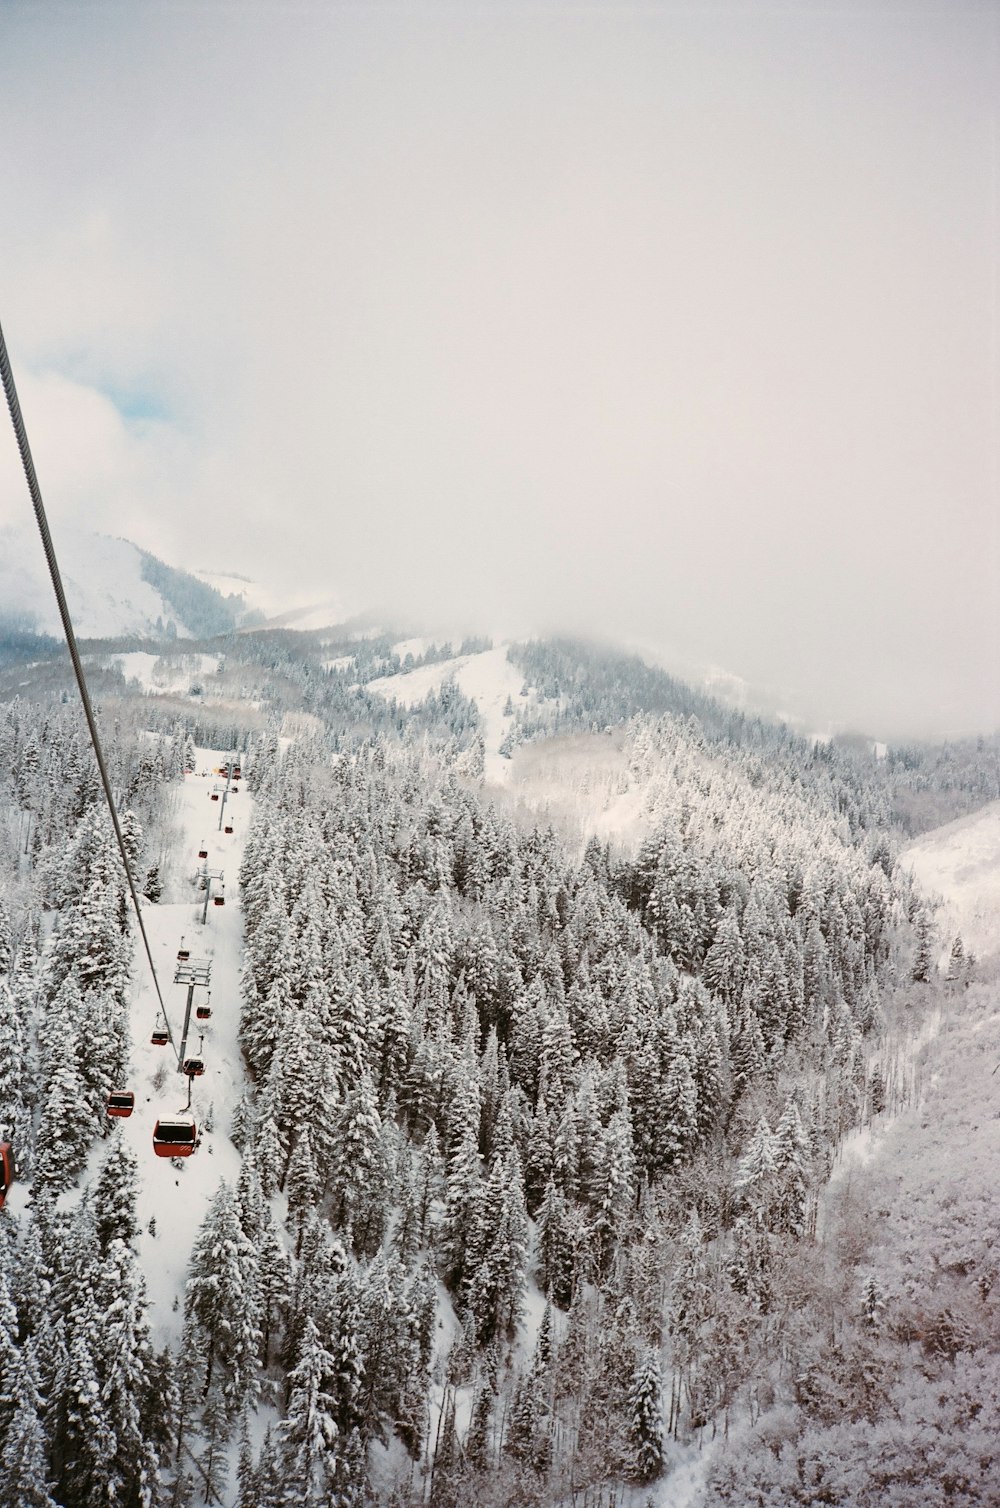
[214,893,225,907]
[182,1057,205,1078]
[151,1026,169,1047]
[198,845,208,859]
[107,1091,135,1118]
[177,946,190,962]
[0,1142,14,1208]
[224,823,233,835]
[210,793,219,802]
[152,1119,197,1157]
[196,1003,212,1021]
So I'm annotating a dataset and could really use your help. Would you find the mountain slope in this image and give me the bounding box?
[0,525,246,640]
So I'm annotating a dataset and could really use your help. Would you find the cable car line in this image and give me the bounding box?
[0,316,181,1066]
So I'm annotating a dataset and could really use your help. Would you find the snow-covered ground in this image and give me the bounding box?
[116,751,251,1350]
[825,802,1000,1192]
[247,596,349,633]
[368,645,526,784]
[390,636,434,661]
[904,798,1000,963]
[104,650,221,696]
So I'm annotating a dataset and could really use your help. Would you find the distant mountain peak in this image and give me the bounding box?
[0,525,248,641]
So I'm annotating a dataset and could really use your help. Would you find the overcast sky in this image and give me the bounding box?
[0,1,997,737]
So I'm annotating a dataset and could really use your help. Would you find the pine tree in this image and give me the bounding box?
[0,1344,58,1508]
[536,1178,575,1309]
[0,979,26,1145]
[92,1132,140,1254]
[185,1182,263,1413]
[256,1206,291,1367]
[440,1124,481,1291]
[505,1367,550,1472]
[197,1386,231,1505]
[627,1347,665,1482]
[92,1237,159,1505]
[50,1327,117,1508]
[279,1315,340,1504]
[34,1021,91,1194]
[702,906,745,1000]
[285,1128,322,1257]
[464,1384,492,1471]
[465,1153,528,1345]
[734,1115,779,1226]
[912,908,935,983]
[860,1273,885,1333]
[331,1071,383,1229]
[773,1098,811,1237]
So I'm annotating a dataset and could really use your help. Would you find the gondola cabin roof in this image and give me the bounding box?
[107,1091,135,1117]
[152,1119,197,1157]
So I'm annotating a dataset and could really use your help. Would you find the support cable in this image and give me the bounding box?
[0,317,179,1063]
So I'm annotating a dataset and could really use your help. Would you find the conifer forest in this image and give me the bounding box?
[1,628,998,1508]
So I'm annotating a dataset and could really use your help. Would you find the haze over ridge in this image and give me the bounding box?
[0,1,997,738]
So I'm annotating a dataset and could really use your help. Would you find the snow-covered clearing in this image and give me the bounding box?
[248,596,349,633]
[505,731,651,855]
[825,799,1000,1203]
[368,646,526,783]
[904,798,1000,962]
[118,751,251,1351]
[390,636,434,661]
[104,650,220,696]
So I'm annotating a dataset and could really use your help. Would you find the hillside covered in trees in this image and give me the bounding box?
[0,633,991,1507]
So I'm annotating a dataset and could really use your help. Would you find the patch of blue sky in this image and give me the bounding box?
[102,382,172,424]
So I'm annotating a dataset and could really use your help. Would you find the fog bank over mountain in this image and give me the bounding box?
[0,2,996,740]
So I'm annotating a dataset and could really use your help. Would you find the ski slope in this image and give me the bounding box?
[117,751,252,1349]
[368,645,525,783]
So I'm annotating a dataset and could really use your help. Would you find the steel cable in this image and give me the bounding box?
[0,317,179,1063]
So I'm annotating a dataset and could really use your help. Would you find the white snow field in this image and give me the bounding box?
[904,798,1000,963]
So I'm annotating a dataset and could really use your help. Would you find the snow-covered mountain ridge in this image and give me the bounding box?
[0,525,248,640]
